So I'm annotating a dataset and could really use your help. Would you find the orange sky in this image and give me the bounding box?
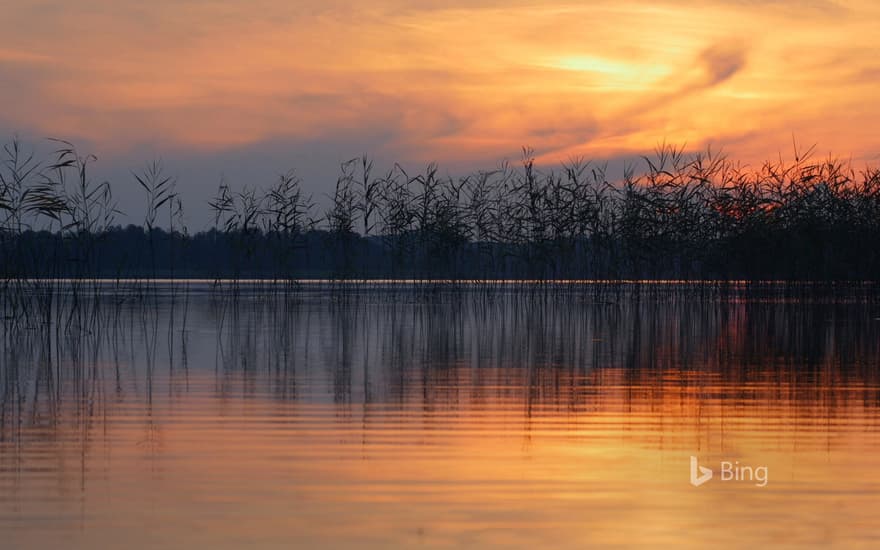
[2,0,880,169]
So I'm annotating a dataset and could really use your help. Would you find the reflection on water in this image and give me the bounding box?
[2,284,880,548]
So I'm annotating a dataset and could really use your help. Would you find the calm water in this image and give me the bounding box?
[2,283,880,548]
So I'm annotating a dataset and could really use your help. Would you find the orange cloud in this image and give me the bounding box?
[1,0,879,165]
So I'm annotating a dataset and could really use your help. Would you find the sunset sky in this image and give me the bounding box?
[2,0,879,223]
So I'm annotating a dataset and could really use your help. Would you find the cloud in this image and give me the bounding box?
[2,0,880,217]
[0,48,53,65]
[643,39,749,105]
[535,39,749,162]
[698,41,747,87]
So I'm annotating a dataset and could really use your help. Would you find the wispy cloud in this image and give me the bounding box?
[0,48,53,64]
[698,41,748,87]
[0,0,878,167]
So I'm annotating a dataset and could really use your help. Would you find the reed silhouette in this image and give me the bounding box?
[3,138,880,288]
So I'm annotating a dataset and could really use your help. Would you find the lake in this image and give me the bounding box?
[2,282,880,548]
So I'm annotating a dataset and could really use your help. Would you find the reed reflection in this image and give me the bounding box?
[3,285,880,436]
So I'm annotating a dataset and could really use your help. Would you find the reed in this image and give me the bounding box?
[3,136,880,291]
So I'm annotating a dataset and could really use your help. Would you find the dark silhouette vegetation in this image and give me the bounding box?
[3,138,880,281]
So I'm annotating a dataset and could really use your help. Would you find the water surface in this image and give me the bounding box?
[2,283,879,548]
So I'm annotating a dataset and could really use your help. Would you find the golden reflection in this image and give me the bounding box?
[3,364,879,549]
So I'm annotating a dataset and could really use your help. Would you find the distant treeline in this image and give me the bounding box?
[2,138,880,280]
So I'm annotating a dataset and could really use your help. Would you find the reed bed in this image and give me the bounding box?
[3,138,880,299]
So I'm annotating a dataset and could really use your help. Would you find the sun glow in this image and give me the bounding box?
[555,55,635,75]
[552,55,666,81]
